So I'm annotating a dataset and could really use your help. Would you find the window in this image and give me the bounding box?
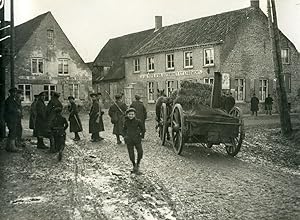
[147,82,155,103]
[204,48,214,66]
[147,57,155,72]
[166,53,174,70]
[284,74,292,93]
[281,49,290,64]
[184,51,193,68]
[58,59,69,75]
[235,78,245,101]
[166,80,176,97]
[204,77,214,85]
[134,58,140,73]
[44,85,56,101]
[69,84,79,99]
[18,84,32,102]
[259,79,269,101]
[47,29,54,45]
[31,58,44,74]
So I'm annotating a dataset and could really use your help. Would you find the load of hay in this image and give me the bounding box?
[170,80,212,109]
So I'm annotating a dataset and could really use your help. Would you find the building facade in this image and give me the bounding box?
[7,12,92,105]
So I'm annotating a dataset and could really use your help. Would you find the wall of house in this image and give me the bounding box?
[14,13,92,105]
[124,45,222,111]
[221,9,300,113]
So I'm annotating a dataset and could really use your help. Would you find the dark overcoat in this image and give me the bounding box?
[123,117,145,145]
[35,99,48,137]
[4,96,22,138]
[251,96,259,111]
[224,96,235,113]
[89,100,104,133]
[46,97,63,128]
[68,102,83,133]
[29,100,37,129]
[130,100,147,127]
[108,101,127,135]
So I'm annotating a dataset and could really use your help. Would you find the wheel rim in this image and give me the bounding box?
[171,104,184,154]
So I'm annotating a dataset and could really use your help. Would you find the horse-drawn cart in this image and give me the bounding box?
[157,72,245,156]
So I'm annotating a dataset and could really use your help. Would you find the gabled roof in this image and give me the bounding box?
[14,12,49,54]
[93,29,154,82]
[127,7,255,57]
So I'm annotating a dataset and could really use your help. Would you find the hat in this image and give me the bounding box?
[68,96,75,100]
[90,93,97,98]
[34,94,39,98]
[53,92,60,98]
[126,107,136,114]
[135,94,141,100]
[115,94,122,100]
[8,87,18,93]
[38,91,46,96]
[54,107,63,113]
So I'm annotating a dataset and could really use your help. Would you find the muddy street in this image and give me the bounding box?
[0,113,299,220]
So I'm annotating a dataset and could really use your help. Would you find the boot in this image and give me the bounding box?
[49,137,56,153]
[73,132,80,141]
[58,150,63,161]
[5,139,19,153]
[37,137,48,149]
[116,135,122,144]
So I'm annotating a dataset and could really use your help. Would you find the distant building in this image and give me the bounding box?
[93,0,300,112]
[5,12,92,104]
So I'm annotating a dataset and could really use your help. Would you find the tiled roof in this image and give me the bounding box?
[14,12,49,54]
[127,7,256,56]
[93,29,154,82]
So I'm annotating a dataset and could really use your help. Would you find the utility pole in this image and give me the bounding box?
[10,0,14,88]
[267,0,292,136]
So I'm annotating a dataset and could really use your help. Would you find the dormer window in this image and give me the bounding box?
[47,29,54,46]
[281,49,290,64]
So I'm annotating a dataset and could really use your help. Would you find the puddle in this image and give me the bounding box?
[11,196,46,204]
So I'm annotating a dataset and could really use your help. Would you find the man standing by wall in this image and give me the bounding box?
[251,93,260,116]
[265,94,274,115]
[130,94,147,136]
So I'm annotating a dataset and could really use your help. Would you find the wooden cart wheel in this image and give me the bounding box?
[226,107,245,156]
[158,103,168,145]
[171,104,185,155]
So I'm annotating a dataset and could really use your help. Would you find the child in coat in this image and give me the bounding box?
[50,107,68,161]
[123,108,145,173]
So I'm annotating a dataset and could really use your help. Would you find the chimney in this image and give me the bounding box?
[155,16,162,31]
[250,0,259,8]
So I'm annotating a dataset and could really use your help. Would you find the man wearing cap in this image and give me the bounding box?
[29,94,39,137]
[68,96,82,141]
[89,93,104,142]
[35,92,48,149]
[108,94,128,144]
[4,88,22,152]
[46,91,63,152]
[130,94,147,136]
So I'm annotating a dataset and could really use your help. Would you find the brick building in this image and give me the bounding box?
[94,0,300,112]
[6,12,92,104]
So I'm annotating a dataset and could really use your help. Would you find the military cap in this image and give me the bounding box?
[53,92,61,98]
[38,91,46,96]
[68,96,75,100]
[34,94,39,98]
[125,107,136,114]
[8,87,18,93]
[135,94,141,100]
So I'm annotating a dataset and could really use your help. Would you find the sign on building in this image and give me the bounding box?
[222,73,230,90]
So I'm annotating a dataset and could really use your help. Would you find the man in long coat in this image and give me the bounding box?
[89,93,104,142]
[108,94,127,144]
[46,91,63,152]
[68,96,82,141]
[4,88,22,152]
[29,95,39,137]
[130,94,147,136]
[251,93,259,116]
[35,92,48,149]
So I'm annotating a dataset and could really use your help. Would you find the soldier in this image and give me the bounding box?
[50,107,68,161]
[4,88,22,152]
[265,94,273,115]
[46,91,63,152]
[251,93,259,116]
[68,96,82,141]
[35,92,48,149]
[108,94,127,144]
[89,93,104,142]
[130,94,147,137]
[29,94,39,137]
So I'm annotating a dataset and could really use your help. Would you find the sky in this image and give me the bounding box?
[4,0,300,62]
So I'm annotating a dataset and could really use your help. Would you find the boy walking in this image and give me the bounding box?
[123,108,145,174]
[50,107,68,161]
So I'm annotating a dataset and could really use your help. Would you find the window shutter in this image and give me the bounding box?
[245,79,251,102]
[63,84,70,99]
[268,79,273,96]
[80,84,86,100]
[254,79,260,97]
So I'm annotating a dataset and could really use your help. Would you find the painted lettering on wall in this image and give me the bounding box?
[139,70,203,79]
